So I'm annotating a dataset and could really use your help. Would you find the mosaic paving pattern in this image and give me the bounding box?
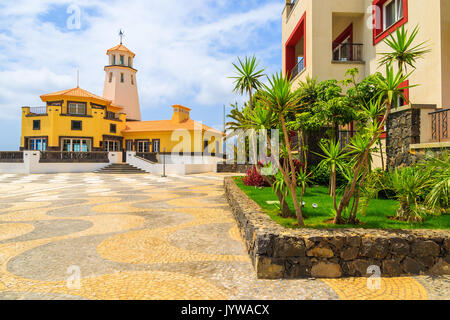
[0,172,448,300]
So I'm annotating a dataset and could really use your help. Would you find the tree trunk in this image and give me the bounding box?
[332,168,337,212]
[276,188,291,218]
[248,87,253,110]
[378,138,385,171]
[280,114,304,226]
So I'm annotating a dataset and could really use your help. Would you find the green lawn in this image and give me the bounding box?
[234,177,450,230]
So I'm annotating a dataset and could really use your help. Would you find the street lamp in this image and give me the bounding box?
[162,147,167,178]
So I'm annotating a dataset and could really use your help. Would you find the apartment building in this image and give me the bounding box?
[282,0,450,167]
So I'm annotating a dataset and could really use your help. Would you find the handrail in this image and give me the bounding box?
[134,155,158,165]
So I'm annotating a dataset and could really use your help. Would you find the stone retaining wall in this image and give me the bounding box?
[224,177,450,279]
[217,163,253,173]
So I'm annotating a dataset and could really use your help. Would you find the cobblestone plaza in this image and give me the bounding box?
[0,173,448,300]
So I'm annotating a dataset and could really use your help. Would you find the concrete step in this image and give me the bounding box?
[95,163,147,174]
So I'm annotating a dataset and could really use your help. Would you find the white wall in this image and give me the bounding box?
[127,152,217,175]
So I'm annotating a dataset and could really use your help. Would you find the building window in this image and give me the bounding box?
[104,140,120,152]
[33,120,41,130]
[68,103,86,115]
[110,124,117,133]
[62,138,92,152]
[29,138,46,151]
[109,72,113,83]
[373,0,407,45]
[71,120,82,131]
[136,141,149,153]
[131,75,134,85]
[126,140,133,151]
[120,55,124,65]
[120,73,124,83]
[152,139,160,153]
[384,0,403,30]
[112,55,116,65]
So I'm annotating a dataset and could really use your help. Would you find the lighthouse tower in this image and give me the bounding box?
[103,33,141,121]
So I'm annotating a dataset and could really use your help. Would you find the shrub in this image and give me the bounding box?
[242,165,270,187]
[384,167,431,222]
[310,164,346,187]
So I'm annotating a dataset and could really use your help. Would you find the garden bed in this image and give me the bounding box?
[234,178,450,230]
[224,177,450,279]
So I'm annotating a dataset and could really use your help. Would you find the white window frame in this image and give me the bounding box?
[152,139,160,153]
[104,140,120,152]
[62,138,92,152]
[29,138,47,151]
[137,141,149,153]
[383,0,404,31]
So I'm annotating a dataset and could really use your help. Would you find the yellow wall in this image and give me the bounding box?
[21,97,126,150]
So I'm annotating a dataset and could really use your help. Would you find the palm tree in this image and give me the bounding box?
[378,25,430,75]
[259,73,305,226]
[230,56,265,110]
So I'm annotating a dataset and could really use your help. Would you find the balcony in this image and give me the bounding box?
[332,43,364,63]
[430,108,449,142]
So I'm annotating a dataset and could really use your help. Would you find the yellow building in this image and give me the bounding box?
[20,41,223,156]
[282,0,450,167]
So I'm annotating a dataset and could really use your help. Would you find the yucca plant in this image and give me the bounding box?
[378,25,430,75]
[420,152,450,213]
[316,139,348,212]
[384,167,431,222]
[335,66,414,224]
[230,56,265,110]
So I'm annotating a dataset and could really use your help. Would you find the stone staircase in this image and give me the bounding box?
[95,163,147,174]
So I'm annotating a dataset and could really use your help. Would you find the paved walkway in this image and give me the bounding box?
[0,173,448,300]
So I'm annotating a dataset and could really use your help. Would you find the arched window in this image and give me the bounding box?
[112,55,116,65]
[109,72,113,83]
[120,73,124,83]
[131,75,134,85]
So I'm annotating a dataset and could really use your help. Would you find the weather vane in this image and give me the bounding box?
[119,29,124,44]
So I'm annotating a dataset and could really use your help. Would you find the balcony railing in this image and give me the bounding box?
[332,43,363,62]
[291,58,305,79]
[105,111,120,120]
[0,152,24,163]
[28,107,47,115]
[430,108,449,142]
[39,152,109,163]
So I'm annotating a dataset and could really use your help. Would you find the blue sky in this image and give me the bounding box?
[0,0,283,150]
